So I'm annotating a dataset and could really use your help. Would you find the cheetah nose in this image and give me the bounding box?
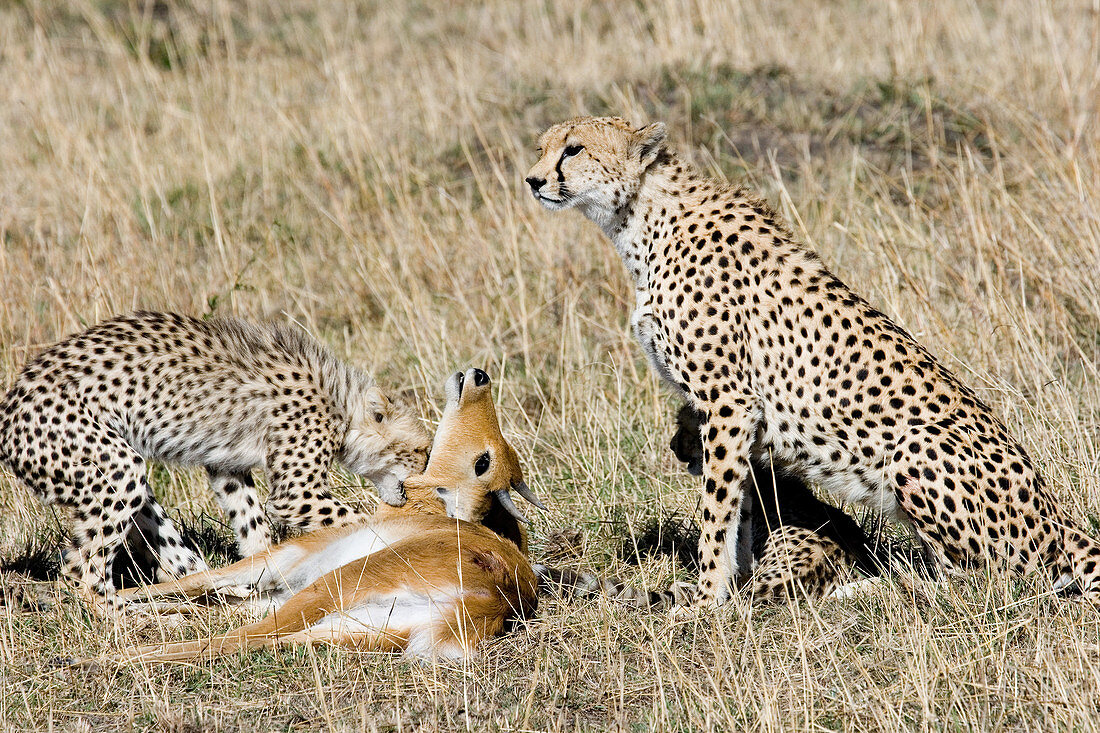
[525,176,545,194]
[472,368,489,387]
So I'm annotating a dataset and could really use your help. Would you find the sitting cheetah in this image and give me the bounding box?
[0,311,430,613]
[537,404,890,608]
[526,116,1100,606]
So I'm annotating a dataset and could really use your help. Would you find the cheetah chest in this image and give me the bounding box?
[632,275,905,520]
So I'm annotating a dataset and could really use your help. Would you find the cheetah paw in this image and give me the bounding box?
[828,577,883,600]
[669,598,717,620]
[1052,572,1081,596]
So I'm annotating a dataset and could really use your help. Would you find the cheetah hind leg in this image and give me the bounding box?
[60,473,152,616]
[14,417,157,616]
[129,498,208,582]
[1056,527,1100,600]
[747,525,848,603]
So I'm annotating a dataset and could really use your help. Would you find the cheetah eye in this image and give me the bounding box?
[474,451,491,476]
[374,412,384,423]
[562,144,583,158]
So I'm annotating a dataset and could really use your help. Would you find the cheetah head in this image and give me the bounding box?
[525,116,667,225]
[402,368,545,527]
[341,386,431,508]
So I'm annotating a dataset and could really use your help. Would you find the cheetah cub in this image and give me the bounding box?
[0,311,430,614]
[526,116,1100,607]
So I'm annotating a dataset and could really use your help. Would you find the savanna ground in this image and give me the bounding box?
[1,1,1099,730]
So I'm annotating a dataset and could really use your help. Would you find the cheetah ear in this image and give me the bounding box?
[633,122,667,168]
[364,385,387,408]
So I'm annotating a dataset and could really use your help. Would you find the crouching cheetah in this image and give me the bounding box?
[538,404,890,608]
[526,116,1100,606]
[0,311,430,613]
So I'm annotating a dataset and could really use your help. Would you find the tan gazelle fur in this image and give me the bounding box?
[113,368,542,661]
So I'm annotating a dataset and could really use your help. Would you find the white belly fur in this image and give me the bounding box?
[270,524,419,601]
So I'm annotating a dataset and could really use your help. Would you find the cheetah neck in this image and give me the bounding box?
[310,346,374,425]
[595,157,812,292]
[595,158,721,290]
[330,365,376,425]
[258,321,373,425]
[589,159,682,290]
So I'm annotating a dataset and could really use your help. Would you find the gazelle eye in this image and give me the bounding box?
[474,451,491,476]
[562,144,583,158]
[374,412,384,423]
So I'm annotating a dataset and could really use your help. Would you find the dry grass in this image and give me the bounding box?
[2,0,1100,730]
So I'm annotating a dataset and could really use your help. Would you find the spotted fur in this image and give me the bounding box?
[527,116,1100,606]
[0,311,430,613]
[537,432,889,608]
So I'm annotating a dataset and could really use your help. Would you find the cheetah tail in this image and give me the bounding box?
[533,563,693,610]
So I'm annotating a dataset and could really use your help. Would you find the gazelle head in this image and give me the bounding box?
[402,368,545,534]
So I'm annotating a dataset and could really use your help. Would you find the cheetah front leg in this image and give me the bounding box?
[207,469,274,556]
[265,429,363,533]
[692,405,759,607]
[630,292,757,606]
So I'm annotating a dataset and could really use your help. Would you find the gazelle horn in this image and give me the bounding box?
[511,480,546,510]
[493,489,529,525]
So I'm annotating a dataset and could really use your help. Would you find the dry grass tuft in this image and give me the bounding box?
[2,0,1099,730]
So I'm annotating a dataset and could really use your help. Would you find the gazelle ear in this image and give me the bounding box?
[400,473,433,493]
[633,122,667,167]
